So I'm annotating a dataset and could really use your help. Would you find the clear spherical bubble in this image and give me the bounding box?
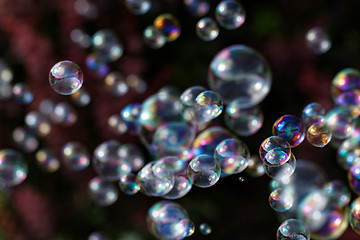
[301,102,326,127]
[162,175,192,200]
[153,14,181,42]
[12,83,33,105]
[187,154,221,188]
[305,27,331,54]
[180,86,206,107]
[276,219,310,240]
[208,44,271,107]
[214,138,249,177]
[126,74,148,93]
[337,135,360,170]
[104,72,128,97]
[25,111,51,137]
[324,106,355,139]
[225,103,263,137]
[269,188,294,212]
[117,143,145,171]
[50,102,78,126]
[273,115,306,147]
[121,103,142,135]
[196,17,219,41]
[35,148,60,173]
[62,141,90,171]
[322,180,351,209]
[88,177,119,206]
[0,59,13,83]
[91,30,123,62]
[143,25,166,49]
[259,136,291,166]
[70,87,91,106]
[39,99,55,116]
[349,162,360,195]
[199,223,211,235]
[215,0,245,30]
[86,53,109,77]
[264,152,296,181]
[119,174,140,195]
[246,155,265,177]
[88,232,111,240]
[332,68,360,109]
[93,140,132,181]
[311,208,348,239]
[49,60,83,95]
[306,122,332,148]
[349,197,360,235]
[195,90,223,122]
[184,0,209,17]
[125,0,151,15]
[71,28,91,48]
[0,82,12,100]
[0,149,28,187]
[108,114,128,135]
[12,126,39,153]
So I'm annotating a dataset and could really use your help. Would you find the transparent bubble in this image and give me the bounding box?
[25,111,51,137]
[239,176,244,182]
[39,99,54,116]
[126,74,148,93]
[0,82,12,100]
[163,175,192,200]
[70,87,91,106]
[199,223,211,235]
[269,188,294,212]
[88,177,119,206]
[322,180,350,209]
[246,155,265,177]
[121,103,142,134]
[71,28,91,48]
[108,114,128,135]
[194,90,223,122]
[324,106,355,139]
[180,86,206,107]
[153,14,181,42]
[125,0,151,15]
[0,149,28,187]
[119,174,140,195]
[184,0,209,17]
[276,219,310,240]
[273,115,306,147]
[311,208,348,239]
[12,127,39,153]
[143,25,166,49]
[337,135,360,170]
[50,102,78,126]
[264,153,296,180]
[259,136,291,166]
[306,122,332,148]
[214,138,249,176]
[301,102,326,127]
[93,140,132,181]
[0,59,13,83]
[117,143,145,171]
[49,60,83,95]
[196,17,219,41]
[187,154,221,188]
[88,232,111,240]
[208,44,271,107]
[12,83,33,105]
[305,27,331,54]
[62,141,90,171]
[36,149,60,173]
[74,0,98,19]
[215,0,245,30]
[349,162,360,195]
[86,53,109,77]
[158,86,180,97]
[91,30,123,62]
[104,72,128,97]
[349,197,360,235]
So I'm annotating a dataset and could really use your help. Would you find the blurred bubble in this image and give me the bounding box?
[199,223,211,235]
[337,135,360,170]
[306,122,332,148]
[259,136,291,166]
[0,82,12,100]
[49,60,83,95]
[196,17,219,41]
[74,0,98,19]
[12,83,33,105]
[50,102,78,126]
[119,174,140,195]
[276,219,310,240]
[143,25,166,49]
[269,188,294,212]
[349,197,360,235]
[311,208,348,239]
[108,114,128,135]
[301,102,326,127]
[0,149,28,187]
[91,30,123,62]
[180,86,206,107]
[0,60,13,83]
[322,180,350,209]
[184,0,209,17]
[208,44,271,107]
[349,162,360,195]
[117,143,145,171]
[62,141,90,171]
[239,176,244,182]
[153,14,181,42]
[104,72,128,97]
[125,0,151,15]
[126,74,148,93]
[264,152,296,180]
[12,126,39,153]
[88,232,111,240]
[163,175,192,200]
[324,106,355,139]
[185,220,195,237]
[246,155,265,177]
[305,27,331,54]
[121,103,142,134]
[332,68,360,110]
[86,53,109,77]
[25,111,51,137]
[35,148,60,173]
[70,87,91,106]
[39,99,55,116]
[215,0,245,30]
[71,28,91,48]
[158,86,180,97]
[273,115,306,147]
[187,154,221,188]
[88,177,119,206]
[195,90,223,122]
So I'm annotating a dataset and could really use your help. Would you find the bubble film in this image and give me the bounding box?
[187,154,221,188]
[183,0,209,17]
[349,197,360,235]
[91,30,123,62]
[215,0,245,30]
[119,174,140,195]
[208,44,272,107]
[259,136,291,166]
[269,188,294,212]
[349,163,360,195]
[264,152,296,180]
[25,111,51,137]
[306,122,332,147]
[273,115,306,147]
[322,180,350,209]
[124,0,151,15]
[12,126,39,153]
[49,60,83,95]
[12,83,33,105]
[104,72,128,97]
[88,177,119,206]
[301,102,326,127]
[276,219,310,240]
[196,17,219,41]
[180,85,206,107]
[36,149,60,173]
[0,149,28,187]
[153,14,181,42]
[324,106,355,139]
[199,223,212,235]
[195,90,223,122]
[62,141,90,171]
[331,68,360,109]
[305,27,331,54]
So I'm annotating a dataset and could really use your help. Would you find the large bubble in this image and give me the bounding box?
[49,60,83,95]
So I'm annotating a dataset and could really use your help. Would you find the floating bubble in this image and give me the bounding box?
[49,60,83,95]
[305,27,331,54]
[276,219,310,240]
[91,30,123,62]
[119,174,140,195]
[39,99,55,116]
[36,149,60,173]
[246,155,265,177]
[239,176,244,182]
[163,175,192,200]
[126,74,148,93]
[0,149,28,187]
[117,143,145,171]
[180,86,206,107]
[208,44,271,107]
[0,60,13,83]
[70,87,91,106]
[306,122,332,148]
[62,141,90,171]
[86,53,109,77]
[269,188,294,212]
[264,152,296,180]
[324,106,355,139]
[0,82,12,100]
[301,102,326,127]
[215,0,245,30]
[187,154,221,188]
[143,25,166,49]
[349,197,360,235]
[214,138,249,176]
[121,103,142,134]
[337,135,360,170]
[88,177,119,206]
[88,232,111,240]
[25,111,51,137]
[108,114,128,135]
[12,83,33,105]
[125,0,151,15]
[332,68,360,110]
[12,126,39,153]
[153,14,181,42]
[259,136,291,166]
[273,115,306,147]
[185,220,195,237]
[104,72,128,97]
[184,0,209,17]
[199,223,211,235]
[196,17,219,41]
[195,90,223,122]
[71,28,91,48]
[349,163,360,195]
[74,0,98,19]
[50,102,78,126]
[311,208,348,239]
[322,180,351,209]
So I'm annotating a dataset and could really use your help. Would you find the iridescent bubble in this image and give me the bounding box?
[119,174,140,195]
[108,114,128,135]
[70,87,91,106]
[104,72,128,97]
[117,143,145,171]
[162,175,192,200]
[124,0,151,15]
[12,83,33,105]
[306,122,332,148]
[88,232,111,240]
[349,162,360,195]
[349,197,360,235]
[196,17,219,41]
[264,152,296,180]
[208,44,272,107]
[185,220,195,237]
[153,14,181,42]
[0,149,28,187]
[324,106,355,139]
[143,25,166,49]
[311,208,348,239]
[259,136,291,166]
[276,219,310,240]
[239,176,244,182]
[322,180,351,209]
[35,149,60,173]
[50,102,78,126]
[49,60,83,95]
[121,103,142,134]
[62,141,90,171]
[91,30,123,62]
[74,0,98,19]
[246,155,265,177]
[305,27,331,54]
[199,223,211,235]
[195,90,223,122]
[187,154,221,188]
[269,188,294,212]
[215,0,245,30]
[86,53,109,77]
[301,102,326,127]
[337,135,360,170]
[331,68,360,109]
[214,138,249,176]
[12,127,39,153]
[273,115,306,147]
[25,111,51,137]
[88,177,119,206]
[183,0,209,17]
[180,86,206,107]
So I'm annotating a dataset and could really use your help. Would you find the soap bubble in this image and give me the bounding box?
[180,86,206,107]
[269,188,294,212]
[264,152,296,180]
[70,87,91,106]
[324,106,355,139]
[196,17,219,41]
[12,83,33,105]
[153,14,181,42]
[276,219,310,240]
[246,155,265,177]
[273,115,306,147]
[301,102,326,127]
[117,143,145,171]
[199,223,211,235]
[74,0,98,19]
[62,141,90,171]
[349,162,360,195]
[194,90,223,122]
[208,44,271,107]
[162,175,192,200]
[88,177,119,206]
[0,149,28,187]
[187,154,221,188]
[119,174,140,195]
[39,99,55,116]
[86,53,109,77]
[49,60,83,95]
[311,208,348,239]
[121,103,142,134]
[184,0,209,17]
[259,136,291,166]
[337,135,360,170]
[0,59,13,83]
[71,28,91,48]
[322,180,350,209]
[215,0,245,30]
[88,232,111,240]
[0,82,12,100]
[50,102,78,126]
[214,138,249,176]
[25,111,51,137]
[305,27,331,54]
[12,127,39,153]
[143,25,166,49]
[108,114,128,135]
[306,122,332,147]
[349,197,360,234]
[36,149,60,172]
[104,72,128,97]
[124,0,151,15]
[91,30,123,62]
[186,221,195,237]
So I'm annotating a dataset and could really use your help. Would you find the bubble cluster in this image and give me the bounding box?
[196,17,219,41]
[215,0,246,30]
[49,60,83,95]
[272,115,306,147]
[187,154,221,188]
[324,106,355,139]
[305,27,331,54]
[0,149,28,187]
[88,177,119,206]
